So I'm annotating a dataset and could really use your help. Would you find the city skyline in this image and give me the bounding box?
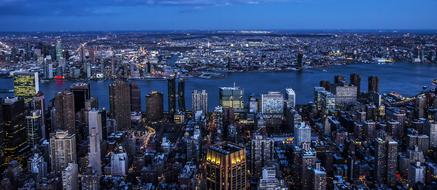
[0,0,437,31]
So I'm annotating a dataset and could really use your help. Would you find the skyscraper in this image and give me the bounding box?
[294,122,311,147]
[205,142,247,190]
[350,73,361,95]
[1,97,30,167]
[109,80,131,130]
[111,146,128,176]
[285,88,296,109]
[192,90,208,114]
[310,163,327,190]
[62,163,79,190]
[130,81,141,113]
[50,130,77,174]
[146,91,164,121]
[374,138,398,186]
[219,86,244,111]
[26,110,43,148]
[88,110,103,176]
[261,91,284,126]
[368,76,379,93]
[296,51,304,70]
[53,90,76,133]
[13,72,39,101]
[168,76,177,115]
[70,83,90,113]
[178,79,186,112]
[251,135,274,177]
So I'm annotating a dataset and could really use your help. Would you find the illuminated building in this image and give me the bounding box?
[146,91,163,121]
[310,163,327,190]
[1,97,30,167]
[168,76,177,115]
[375,138,398,186]
[219,86,244,111]
[53,90,75,133]
[192,90,208,114]
[70,82,90,113]
[334,85,357,105]
[368,76,379,93]
[294,122,311,147]
[258,163,288,190]
[88,110,103,176]
[109,80,131,130]
[249,96,258,113]
[13,72,39,101]
[408,162,425,186]
[29,152,47,182]
[130,81,141,113]
[62,163,78,190]
[111,146,128,176]
[26,110,43,147]
[205,142,247,190]
[251,134,274,177]
[50,130,77,174]
[285,88,296,109]
[178,79,186,112]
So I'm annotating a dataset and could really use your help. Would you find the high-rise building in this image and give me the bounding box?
[31,92,46,138]
[428,122,437,148]
[350,73,361,95]
[251,135,274,177]
[219,86,244,111]
[296,51,304,70]
[285,88,296,109]
[168,76,177,115]
[70,83,90,113]
[408,162,425,186]
[294,122,311,147]
[415,94,427,119]
[129,81,141,113]
[296,144,317,189]
[1,97,30,167]
[53,90,76,133]
[258,163,288,190]
[26,110,43,148]
[81,167,100,190]
[310,163,327,190]
[109,80,131,130]
[178,79,186,112]
[28,152,47,182]
[320,90,336,114]
[334,75,345,86]
[13,72,39,101]
[374,138,398,186]
[192,90,208,113]
[55,40,63,62]
[205,142,247,190]
[249,96,258,113]
[88,110,103,176]
[261,91,284,126]
[334,85,357,105]
[111,146,128,176]
[319,80,331,92]
[368,76,379,93]
[62,163,78,190]
[146,91,164,121]
[50,130,77,174]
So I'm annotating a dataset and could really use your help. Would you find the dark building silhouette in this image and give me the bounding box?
[296,51,304,70]
[350,73,361,95]
[146,91,163,121]
[130,81,141,113]
[70,83,90,113]
[334,75,345,86]
[368,76,379,93]
[1,97,30,167]
[53,90,75,133]
[109,80,131,130]
[319,80,331,92]
[168,76,176,115]
[178,79,186,112]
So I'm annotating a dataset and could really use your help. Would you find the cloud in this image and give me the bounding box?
[0,0,298,16]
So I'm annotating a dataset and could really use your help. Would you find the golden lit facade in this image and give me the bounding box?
[219,87,244,111]
[205,143,247,190]
[13,72,39,102]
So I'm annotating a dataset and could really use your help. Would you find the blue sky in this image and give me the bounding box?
[0,0,436,31]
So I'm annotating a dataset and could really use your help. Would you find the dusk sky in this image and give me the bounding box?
[0,0,436,31]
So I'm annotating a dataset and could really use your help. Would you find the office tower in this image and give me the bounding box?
[249,96,258,113]
[334,75,345,86]
[296,51,304,69]
[428,122,437,148]
[314,87,326,111]
[50,130,77,174]
[53,90,76,133]
[146,91,164,121]
[70,83,90,113]
[178,79,186,112]
[320,91,336,114]
[129,81,141,113]
[81,167,100,190]
[261,91,284,126]
[31,92,46,138]
[416,94,427,118]
[219,86,244,111]
[285,88,296,109]
[55,40,63,62]
[350,73,361,95]
[26,110,43,147]
[205,142,247,190]
[334,85,357,105]
[109,80,131,130]
[296,144,317,189]
[374,138,398,186]
[28,152,47,182]
[168,76,177,115]
[368,76,379,93]
[192,90,208,113]
[311,163,327,190]
[319,80,331,91]
[1,97,29,167]
[88,110,102,175]
[13,72,39,101]
[408,162,425,186]
[251,135,274,177]
[62,163,78,190]
[387,139,398,186]
[111,146,128,176]
[258,163,288,190]
[294,122,311,147]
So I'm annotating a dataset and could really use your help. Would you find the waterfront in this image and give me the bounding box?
[1,62,436,111]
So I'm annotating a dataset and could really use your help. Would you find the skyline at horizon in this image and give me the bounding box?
[0,0,436,32]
